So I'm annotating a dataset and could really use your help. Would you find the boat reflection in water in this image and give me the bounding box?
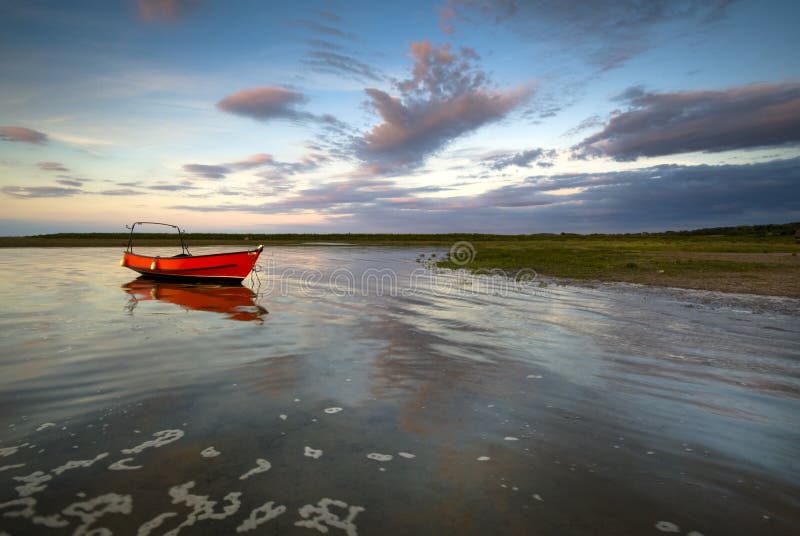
[122,279,268,322]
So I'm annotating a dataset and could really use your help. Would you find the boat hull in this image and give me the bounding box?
[121,248,262,282]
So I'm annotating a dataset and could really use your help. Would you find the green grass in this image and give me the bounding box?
[436,237,791,275]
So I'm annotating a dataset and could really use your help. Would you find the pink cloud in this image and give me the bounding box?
[357,41,533,169]
[0,126,48,144]
[231,153,273,168]
[37,161,68,172]
[438,5,457,34]
[137,0,200,22]
[217,87,307,121]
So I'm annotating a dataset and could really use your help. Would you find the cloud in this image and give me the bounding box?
[148,182,198,191]
[299,9,383,84]
[172,178,445,214]
[0,126,48,144]
[2,186,81,198]
[484,148,557,170]
[217,87,345,129]
[182,164,231,179]
[258,152,330,179]
[438,5,457,34]
[183,153,274,180]
[299,20,353,40]
[217,87,307,121]
[356,41,533,171]
[574,82,800,161]
[443,0,732,71]
[137,0,200,22]
[169,157,800,233]
[306,39,345,51]
[230,153,272,169]
[97,189,147,196]
[37,161,68,172]
[302,50,383,82]
[314,10,343,23]
[562,115,604,138]
[56,179,84,187]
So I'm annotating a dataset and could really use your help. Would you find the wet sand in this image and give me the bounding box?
[1,247,798,535]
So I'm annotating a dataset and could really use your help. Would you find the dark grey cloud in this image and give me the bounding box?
[183,153,275,180]
[574,82,800,160]
[182,164,231,179]
[444,0,733,71]
[148,182,199,191]
[0,126,48,144]
[484,148,557,170]
[356,41,533,172]
[56,179,84,187]
[170,157,799,233]
[37,161,68,172]
[2,185,81,198]
[97,189,147,196]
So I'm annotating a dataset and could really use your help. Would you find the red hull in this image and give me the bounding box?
[121,247,262,281]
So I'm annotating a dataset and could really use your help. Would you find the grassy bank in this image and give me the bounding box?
[435,234,800,297]
[2,226,799,297]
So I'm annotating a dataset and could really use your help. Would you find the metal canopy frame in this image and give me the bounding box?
[125,221,190,256]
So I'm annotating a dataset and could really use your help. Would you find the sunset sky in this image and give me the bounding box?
[1,0,799,235]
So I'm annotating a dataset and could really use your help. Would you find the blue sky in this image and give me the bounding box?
[1,0,799,234]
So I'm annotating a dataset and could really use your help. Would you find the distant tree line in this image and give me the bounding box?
[32,221,800,240]
[661,222,800,236]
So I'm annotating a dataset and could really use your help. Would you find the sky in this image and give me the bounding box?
[1,0,799,235]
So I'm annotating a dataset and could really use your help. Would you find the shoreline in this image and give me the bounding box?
[530,274,800,316]
[1,235,798,300]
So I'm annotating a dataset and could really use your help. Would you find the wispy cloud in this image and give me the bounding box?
[2,185,81,198]
[299,10,383,83]
[314,10,343,24]
[37,161,68,172]
[0,126,48,144]
[483,148,557,171]
[96,188,147,196]
[183,153,274,180]
[356,41,534,172]
[148,182,199,191]
[574,82,800,160]
[302,50,382,82]
[442,0,733,71]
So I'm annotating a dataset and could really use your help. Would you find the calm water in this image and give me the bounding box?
[1,246,798,535]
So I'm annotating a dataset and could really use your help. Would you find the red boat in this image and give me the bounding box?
[120,221,263,282]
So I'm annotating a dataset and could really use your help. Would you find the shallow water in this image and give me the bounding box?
[1,246,798,535]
